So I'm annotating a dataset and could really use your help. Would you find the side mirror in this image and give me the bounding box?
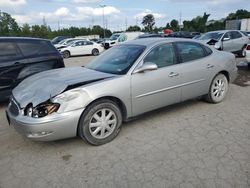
[134,62,158,74]
[223,37,230,41]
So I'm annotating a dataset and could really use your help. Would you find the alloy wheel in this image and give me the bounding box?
[89,108,117,139]
[211,75,228,102]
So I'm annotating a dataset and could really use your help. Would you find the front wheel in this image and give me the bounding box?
[205,73,229,103]
[78,99,122,145]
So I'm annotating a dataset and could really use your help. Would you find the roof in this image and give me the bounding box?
[206,30,241,33]
[122,37,201,48]
[0,37,49,41]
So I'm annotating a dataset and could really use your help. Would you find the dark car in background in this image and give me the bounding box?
[0,37,65,101]
[136,33,166,39]
[168,31,200,39]
[51,36,71,45]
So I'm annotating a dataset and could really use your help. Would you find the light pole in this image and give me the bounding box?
[99,5,106,38]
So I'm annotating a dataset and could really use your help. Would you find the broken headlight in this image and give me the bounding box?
[25,103,60,118]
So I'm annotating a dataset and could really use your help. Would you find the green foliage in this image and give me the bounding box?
[206,21,225,32]
[170,19,179,31]
[126,25,141,32]
[0,11,112,39]
[183,12,210,33]
[227,9,250,20]
[165,19,179,31]
[0,12,21,36]
[142,14,155,32]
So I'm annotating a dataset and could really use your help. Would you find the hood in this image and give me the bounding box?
[13,67,115,108]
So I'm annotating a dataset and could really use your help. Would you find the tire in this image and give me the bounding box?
[92,49,99,56]
[78,99,122,146]
[63,51,70,58]
[205,73,229,103]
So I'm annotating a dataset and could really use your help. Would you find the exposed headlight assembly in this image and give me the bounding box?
[25,102,60,118]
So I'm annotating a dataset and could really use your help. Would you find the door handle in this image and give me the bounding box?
[169,72,179,77]
[207,64,214,69]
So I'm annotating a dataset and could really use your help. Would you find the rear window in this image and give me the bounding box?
[230,31,242,39]
[0,42,21,62]
[17,40,56,57]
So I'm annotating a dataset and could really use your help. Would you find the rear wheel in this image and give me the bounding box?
[63,51,70,58]
[92,49,99,56]
[205,73,229,103]
[78,99,122,145]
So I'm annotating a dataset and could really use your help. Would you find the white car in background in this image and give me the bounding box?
[104,32,144,49]
[244,44,250,64]
[54,38,77,49]
[59,40,104,58]
[54,38,89,49]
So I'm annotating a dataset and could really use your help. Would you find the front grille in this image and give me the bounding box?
[9,97,19,116]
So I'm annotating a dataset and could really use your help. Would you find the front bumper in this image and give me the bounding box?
[6,107,84,141]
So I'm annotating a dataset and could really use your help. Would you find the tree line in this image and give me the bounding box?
[0,9,250,39]
[0,12,112,39]
[129,9,250,33]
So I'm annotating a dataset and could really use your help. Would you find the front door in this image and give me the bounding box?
[131,43,181,116]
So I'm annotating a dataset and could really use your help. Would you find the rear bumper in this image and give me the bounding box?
[6,107,84,141]
[245,50,250,62]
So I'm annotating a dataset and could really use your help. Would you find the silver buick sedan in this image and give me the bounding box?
[6,38,237,145]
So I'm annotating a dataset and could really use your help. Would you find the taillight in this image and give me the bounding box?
[246,45,250,51]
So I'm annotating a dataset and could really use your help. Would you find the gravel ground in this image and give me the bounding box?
[0,56,250,188]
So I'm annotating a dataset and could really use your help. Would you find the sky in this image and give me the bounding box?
[0,0,249,31]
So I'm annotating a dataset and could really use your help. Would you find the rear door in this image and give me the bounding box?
[84,41,94,54]
[71,41,87,55]
[230,31,246,52]
[174,42,215,101]
[16,40,62,81]
[0,40,27,98]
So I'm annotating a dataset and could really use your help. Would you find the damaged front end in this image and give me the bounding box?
[24,101,60,118]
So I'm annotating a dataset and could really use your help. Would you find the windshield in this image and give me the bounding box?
[110,34,120,41]
[199,32,223,41]
[85,45,146,75]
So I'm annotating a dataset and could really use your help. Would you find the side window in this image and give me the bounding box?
[74,41,83,46]
[0,42,22,62]
[118,35,127,43]
[85,41,93,45]
[176,42,205,63]
[17,40,55,57]
[144,43,177,68]
[223,32,230,40]
[230,31,242,39]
